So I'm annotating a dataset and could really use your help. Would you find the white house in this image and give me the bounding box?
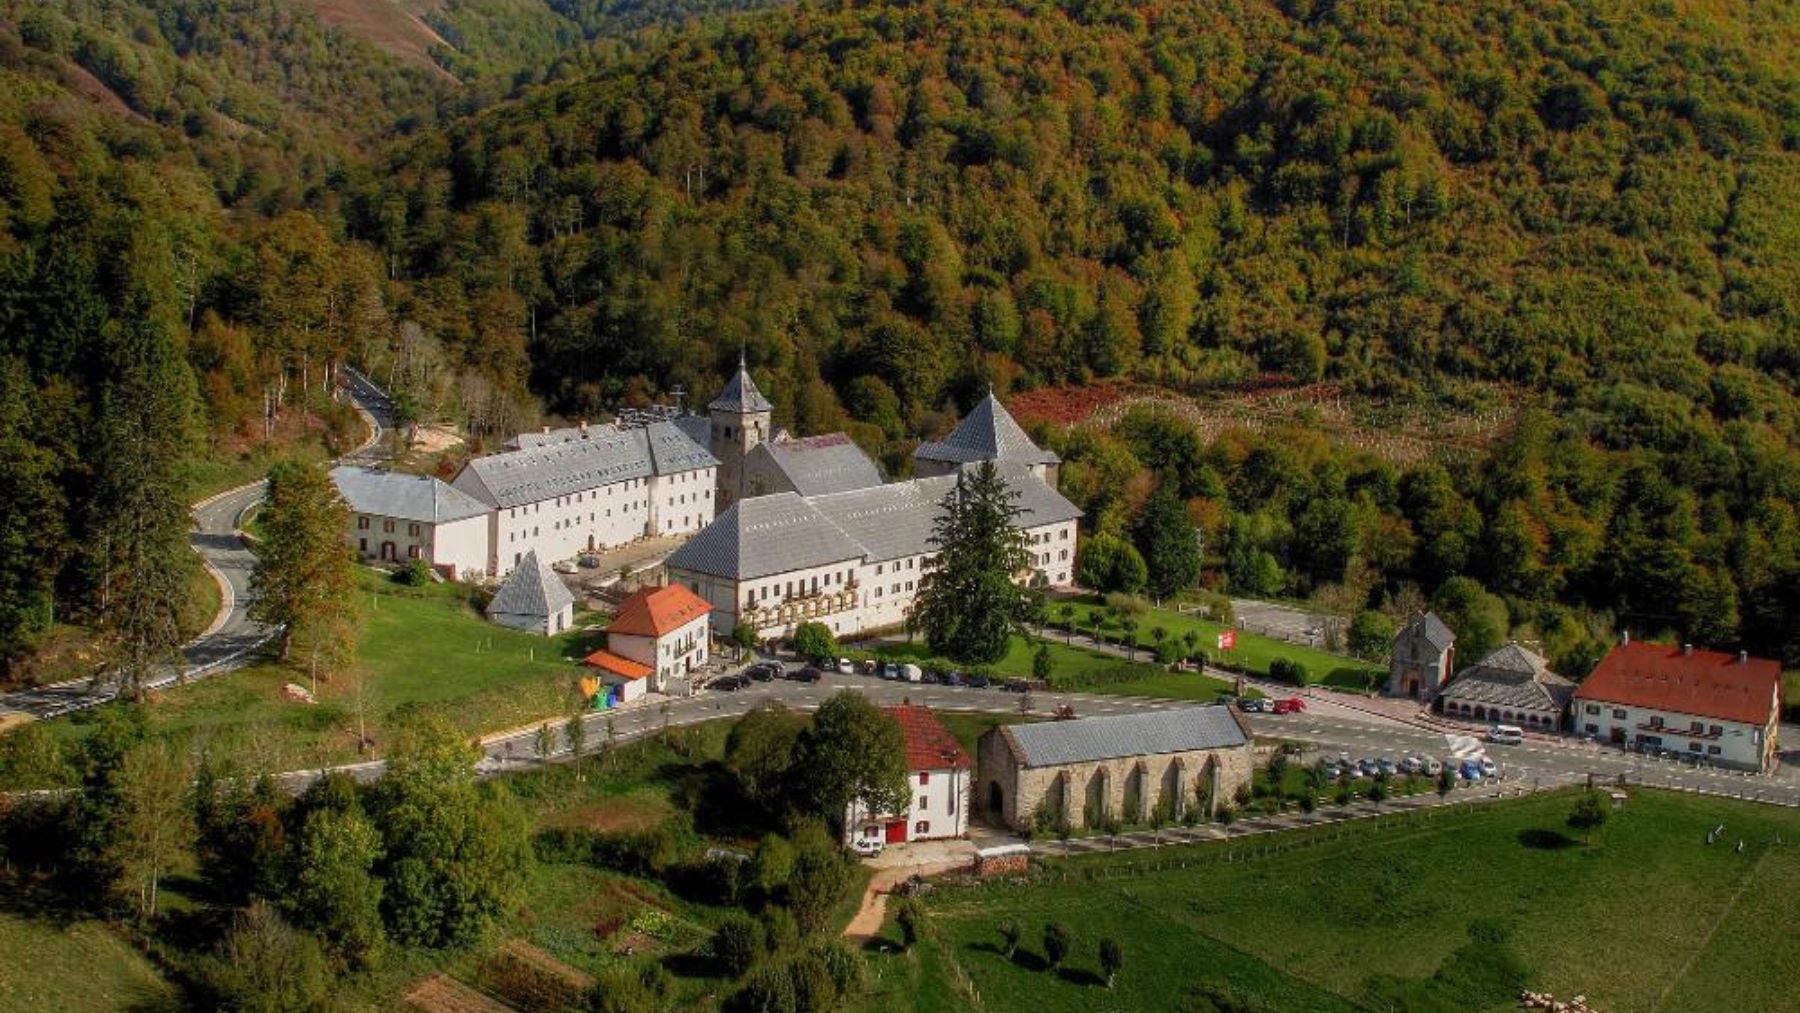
[666,462,1080,640]
[330,466,491,579]
[452,419,717,578]
[599,584,711,691]
[485,551,575,635]
[847,705,972,847]
[1573,639,1782,772]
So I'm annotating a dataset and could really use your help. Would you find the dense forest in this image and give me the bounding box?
[1,0,1798,674]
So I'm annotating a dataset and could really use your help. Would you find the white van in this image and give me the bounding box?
[901,663,924,683]
[1486,724,1525,745]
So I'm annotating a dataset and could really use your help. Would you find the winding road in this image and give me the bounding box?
[0,366,395,721]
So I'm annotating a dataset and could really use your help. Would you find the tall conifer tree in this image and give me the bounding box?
[912,462,1031,664]
[251,459,356,678]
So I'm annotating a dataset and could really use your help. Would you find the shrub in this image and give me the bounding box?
[400,557,432,586]
[1102,592,1150,616]
[806,938,868,1000]
[726,963,796,1013]
[789,953,838,1013]
[1267,658,1310,685]
[1043,922,1072,970]
[713,914,764,978]
[793,622,838,663]
[593,825,678,876]
[760,905,800,953]
[894,897,927,950]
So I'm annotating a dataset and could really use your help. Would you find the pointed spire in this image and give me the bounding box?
[709,351,773,414]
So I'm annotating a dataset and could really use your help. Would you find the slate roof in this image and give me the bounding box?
[887,706,972,771]
[508,421,618,450]
[1439,643,1574,714]
[665,494,865,581]
[1000,706,1248,768]
[915,392,1059,467]
[486,551,574,620]
[609,584,711,637]
[668,465,1083,579]
[1575,641,1782,725]
[709,359,773,413]
[456,420,715,509]
[330,466,490,524]
[751,433,885,496]
[1397,611,1456,652]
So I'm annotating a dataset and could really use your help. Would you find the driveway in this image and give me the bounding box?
[843,838,978,942]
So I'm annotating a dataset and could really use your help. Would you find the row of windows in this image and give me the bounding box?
[356,516,422,536]
[1581,704,1726,736]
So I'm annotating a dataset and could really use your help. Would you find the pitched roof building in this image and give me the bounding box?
[914,391,1060,483]
[847,705,974,847]
[592,584,711,696]
[976,707,1253,833]
[1387,610,1456,700]
[331,466,492,579]
[743,433,885,498]
[1436,643,1574,729]
[486,551,576,635]
[1573,640,1781,770]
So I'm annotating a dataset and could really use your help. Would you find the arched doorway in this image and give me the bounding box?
[987,781,1004,820]
[380,541,397,561]
[1085,767,1111,828]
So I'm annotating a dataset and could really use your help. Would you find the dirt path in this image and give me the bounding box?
[843,859,970,942]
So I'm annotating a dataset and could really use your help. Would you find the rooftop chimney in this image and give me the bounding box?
[1682,643,1693,657]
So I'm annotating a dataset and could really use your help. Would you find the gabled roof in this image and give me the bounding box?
[811,463,1081,564]
[583,649,652,680]
[709,358,773,414]
[1575,641,1781,726]
[751,433,885,496]
[487,551,575,619]
[914,392,1059,467]
[1440,643,1573,713]
[609,584,711,637]
[331,466,489,524]
[1398,611,1456,652]
[457,420,715,509]
[665,494,865,581]
[1000,706,1248,768]
[886,705,971,771]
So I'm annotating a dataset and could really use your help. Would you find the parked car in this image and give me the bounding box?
[1272,697,1306,714]
[788,666,824,683]
[880,663,899,680]
[852,838,885,858]
[1320,761,1342,781]
[1004,678,1032,693]
[964,674,991,689]
[1459,759,1484,782]
[1479,757,1499,778]
[1215,693,1238,706]
[1398,756,1421,775]
[861,659,881,675]
[1486,724,1525,745]
[1358,758,1381,778]
[901,663,924,683]
[836,658,855,675]
[747,663,777,682]
[711,675,747,692]
[1237,697,1270,713]
[1423,758,1444,777]
[552,559,578,574]
[1376,757,1398,777]
[577,553,602,568]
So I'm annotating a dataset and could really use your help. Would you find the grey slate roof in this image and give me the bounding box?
[672,414,711,448]
[487,551,574,619]
[507,421,619,450]
[665,494,865,581]
[752,433,885,496]
[915,392,1059,467]
[1439,643,1574,714]
[457,420,715,509]
[709,361,774,413]
[1003,707,1248,767]
[1398,611,1456,652]
[331,466,490,524]
[667,465,1082,578]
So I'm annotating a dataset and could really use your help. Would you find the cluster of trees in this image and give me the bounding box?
[1062,403,1799,669]
[0,708,527,1007]
[722,694,909,830]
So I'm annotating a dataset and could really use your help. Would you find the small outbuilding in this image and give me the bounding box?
[1436,643,1574,731]
[485,550,575,635]
[1387,610,1456,700]
[582,650,652,704]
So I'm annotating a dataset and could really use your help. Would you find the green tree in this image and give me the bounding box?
[211,900,332,1013]
[1078,533,1149,595]
[1043,922,1071,970]
[1135,483,1201,599]
[0,360,66,673]
[251,459,357,686]
[713,914,764,978]
[285,801,386,967]
[1032,644,1053,681]
[1567,791,1608,844]
[106,737,196,919]
[1099,937,1123,988]
[750,834,796,900]
[912,462,1033,664]
[1432,576,1509,663]
[787,842,853,936]
[726,703,809,815]
[1348,611,1395,662]
[894,897,926,950]
[790,693,909,827]
[792,621,838,663]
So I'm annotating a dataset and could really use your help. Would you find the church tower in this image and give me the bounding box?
[708,352,773,509]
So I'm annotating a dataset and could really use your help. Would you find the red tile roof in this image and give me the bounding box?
[582,649,652,680]
[609,584,711,638]
[1574,642,1781,726]
[886,705,972,772]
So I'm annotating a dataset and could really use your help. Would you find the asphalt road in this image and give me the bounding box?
[0,366,394,720]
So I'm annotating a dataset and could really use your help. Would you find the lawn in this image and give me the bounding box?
[48,571,607,771]
[867,789,1800,1013]
[0,905,180,1012]
[1052,596,1382,690]
[868,635,1243,700]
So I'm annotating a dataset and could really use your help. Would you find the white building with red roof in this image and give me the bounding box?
[846,705,973,847]
[1573,639,1782,771]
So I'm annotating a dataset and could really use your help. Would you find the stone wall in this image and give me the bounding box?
[976,730,1255,832]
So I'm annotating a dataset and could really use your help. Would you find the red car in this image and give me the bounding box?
[1271,697,1307,714]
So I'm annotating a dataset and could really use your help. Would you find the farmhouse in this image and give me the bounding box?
[976,707,1253,832]
[330,466,491,579]
[452,418,717,578]
[847,705,972,847]
[1573,639,1782,771]
[603,584,711,689]
[666,463,1079,639]
[485,551,575,635]
[1387,610,1456,700]
[1436,643,1574,731]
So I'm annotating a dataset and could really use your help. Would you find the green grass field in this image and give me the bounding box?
[859,789,1800,1013]
[869,635,1244,701]
[1054,597,1382,690]
[50,571,606,770]
[0,907,180,1011]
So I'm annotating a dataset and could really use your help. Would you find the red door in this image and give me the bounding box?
[884,820,907,844]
